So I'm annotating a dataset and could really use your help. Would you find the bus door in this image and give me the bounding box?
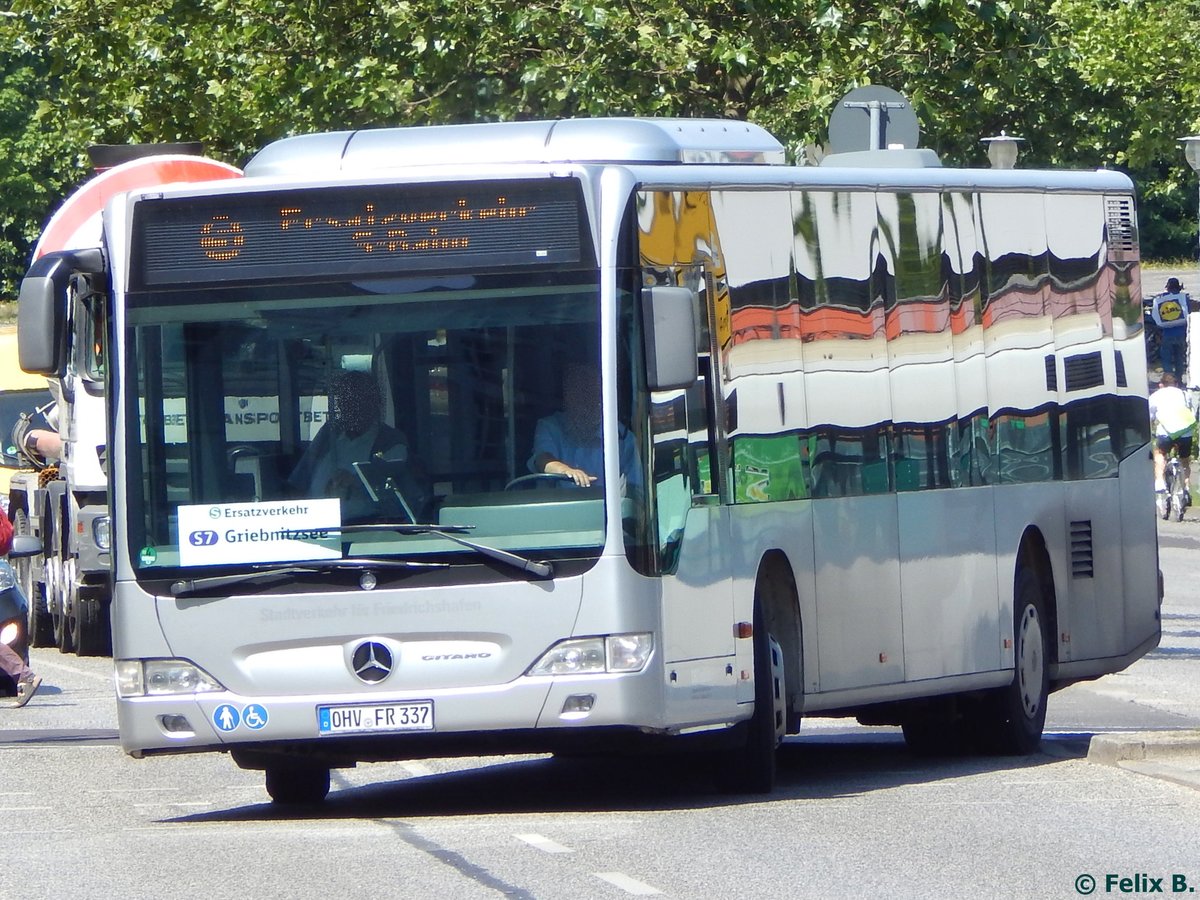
[646,288,735,722]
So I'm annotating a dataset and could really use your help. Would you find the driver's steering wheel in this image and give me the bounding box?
[504,473,572,490]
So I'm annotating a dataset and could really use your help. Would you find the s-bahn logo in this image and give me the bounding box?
[188,530,220,546]
[351,641,394,684]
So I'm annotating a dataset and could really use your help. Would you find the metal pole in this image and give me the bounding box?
[843,100,908,150]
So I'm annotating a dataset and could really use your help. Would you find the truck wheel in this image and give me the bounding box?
[72,594,111,657]
[13,509,51,648]
[48,554,74,654]
[265,764,330,805]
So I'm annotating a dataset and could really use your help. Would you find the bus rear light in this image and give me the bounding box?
[529,633,653,676]
[116,659,225,697]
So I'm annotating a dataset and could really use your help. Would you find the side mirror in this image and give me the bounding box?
[642,286,699,391]
[18,248,104,377]
[9,534,42,559]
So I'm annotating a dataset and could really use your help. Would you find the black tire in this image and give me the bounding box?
[13,509,51,648]
[1173,479,1187,522]
[72,594,111,657]
[901,705,968,757]
[900,718,944,756]
[265,765,331,805]
[714,597,782,794]
[972,566,1049,755]
[49,556,74,654]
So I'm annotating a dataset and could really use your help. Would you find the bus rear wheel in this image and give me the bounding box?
[265,764,330,805]
[972,566,1049,755]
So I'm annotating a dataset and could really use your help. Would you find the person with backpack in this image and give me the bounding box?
[1148,278,1194,383]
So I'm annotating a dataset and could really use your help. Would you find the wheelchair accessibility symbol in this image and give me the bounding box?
[243,704,269,730]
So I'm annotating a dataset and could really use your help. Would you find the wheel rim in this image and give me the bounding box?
[64,557,79,643]
[46,556,61,625]
[1016,604,1044,719]
[14,511,36,631]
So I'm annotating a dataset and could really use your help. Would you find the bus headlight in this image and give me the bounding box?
[0,618,22,646]
[92,516,111,551]
[116,659,224,697]
[528,633,653,676]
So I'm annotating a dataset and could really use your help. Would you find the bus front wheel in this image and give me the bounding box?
[265,764,330,805]
[714,599,784,794]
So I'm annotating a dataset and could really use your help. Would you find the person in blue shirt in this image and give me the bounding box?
[1149,277,1193,383]
[528,363,642,498]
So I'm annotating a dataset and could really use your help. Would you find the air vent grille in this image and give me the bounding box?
[1070,519,1094,579]
[1064,351,1105,392]
[1105,195,1138,262]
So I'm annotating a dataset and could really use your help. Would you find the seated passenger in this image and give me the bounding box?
[289,370,429,521]
[528,363,642,497]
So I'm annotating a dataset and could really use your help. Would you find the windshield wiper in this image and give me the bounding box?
[339,522,554,578]
[169,523,554,597]
[169,557,446,598]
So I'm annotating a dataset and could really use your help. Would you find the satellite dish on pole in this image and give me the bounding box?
[828,85,920,154]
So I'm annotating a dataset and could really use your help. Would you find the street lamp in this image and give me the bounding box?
[1182,135,1200,175]
[981,131,1024,169]
[1180,136,1200,260]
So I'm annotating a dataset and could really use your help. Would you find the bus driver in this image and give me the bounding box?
[288,370,429,521]
[528,363,642,498]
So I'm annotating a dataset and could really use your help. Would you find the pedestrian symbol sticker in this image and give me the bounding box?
[213,704,240,732]
[243,704,268,730]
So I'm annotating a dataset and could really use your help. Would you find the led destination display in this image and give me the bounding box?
[132,179,587,288]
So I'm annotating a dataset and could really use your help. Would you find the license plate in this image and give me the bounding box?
[317,700,434,735]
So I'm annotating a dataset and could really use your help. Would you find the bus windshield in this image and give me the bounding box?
[122,269,609,577]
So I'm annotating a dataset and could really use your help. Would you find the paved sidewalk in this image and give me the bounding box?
[1088,730,1200,791]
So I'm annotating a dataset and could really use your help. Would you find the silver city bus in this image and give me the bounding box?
[19,119,1160,803]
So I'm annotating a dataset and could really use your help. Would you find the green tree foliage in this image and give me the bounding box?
[1050,0,1200,259]
[0,0,1196,296]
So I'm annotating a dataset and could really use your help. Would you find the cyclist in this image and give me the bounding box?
[1149,373,1196,502]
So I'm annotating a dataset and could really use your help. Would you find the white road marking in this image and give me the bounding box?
[593,872,662,895]
[402,762,433,777]
[85,787,178,794]
[515,833,573,854]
